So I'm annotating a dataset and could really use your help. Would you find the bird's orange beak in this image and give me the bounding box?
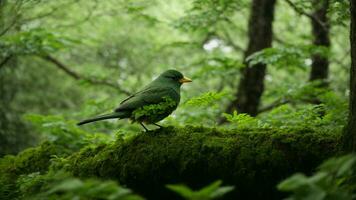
[179,77,192,83]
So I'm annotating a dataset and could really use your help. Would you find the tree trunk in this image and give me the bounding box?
[225,0,276,117]
[309,0,330,83]
[343,0,356,152]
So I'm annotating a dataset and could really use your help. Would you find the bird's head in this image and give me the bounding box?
[158,70,192,85]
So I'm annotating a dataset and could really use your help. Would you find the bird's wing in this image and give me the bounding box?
[115,86,178,112]
[119,94,136,105]
[119,82,156,105]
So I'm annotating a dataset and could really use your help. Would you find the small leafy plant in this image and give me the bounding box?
[278,154,356,200]
[223,111,269,129]
[166,180,234,200]
[185,91,227,107]
[24,114,110,153]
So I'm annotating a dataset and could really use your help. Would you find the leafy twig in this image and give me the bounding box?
[0,55,13,69]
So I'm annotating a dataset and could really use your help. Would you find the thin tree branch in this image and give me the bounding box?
[21,7,62,23]
[273,35,294,46]
[53,0,98,29]
[42,55,131,95]
[0,18,18,36]
[258,99,291,114]
[257,96,326,114]
[20,0,80,23]
[331,58,350,71]
[0,0,23,36]
[43,55,80,79]
[220,28,245,53]
[330,48,351,70]
[0,55,13,69]
[284,0,328,32]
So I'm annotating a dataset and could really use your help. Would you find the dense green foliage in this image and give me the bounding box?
[0,0,354,199]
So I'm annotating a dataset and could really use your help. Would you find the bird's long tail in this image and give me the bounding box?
[77,112,125,126]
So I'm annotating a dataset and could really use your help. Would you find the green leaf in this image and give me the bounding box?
[278,173,309,191]
[166,180,234,200]
[209,186,235,198]
[47,178,83,194]
[166,184,195,199]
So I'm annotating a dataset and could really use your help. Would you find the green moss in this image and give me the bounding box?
[66,126,340,200]
[0,126,340,199]
[0,141,64,199]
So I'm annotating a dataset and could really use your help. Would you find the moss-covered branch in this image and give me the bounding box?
[0,126,341,199]
[67,126,339,199]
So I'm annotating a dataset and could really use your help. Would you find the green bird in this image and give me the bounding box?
[77,69,192,131]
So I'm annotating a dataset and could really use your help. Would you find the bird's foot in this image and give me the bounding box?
[140,122,150,132]
[153,123,164,129]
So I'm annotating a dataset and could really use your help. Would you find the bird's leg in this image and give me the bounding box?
[140,122,149,132]
[153,123,163,128]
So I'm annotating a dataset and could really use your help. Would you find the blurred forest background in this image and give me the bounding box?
[1,0,356,199]
[1,0,351,155]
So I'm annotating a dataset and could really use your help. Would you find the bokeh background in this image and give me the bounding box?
[0,0,350,155]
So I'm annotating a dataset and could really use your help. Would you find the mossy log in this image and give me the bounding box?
[65,126,339,200]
